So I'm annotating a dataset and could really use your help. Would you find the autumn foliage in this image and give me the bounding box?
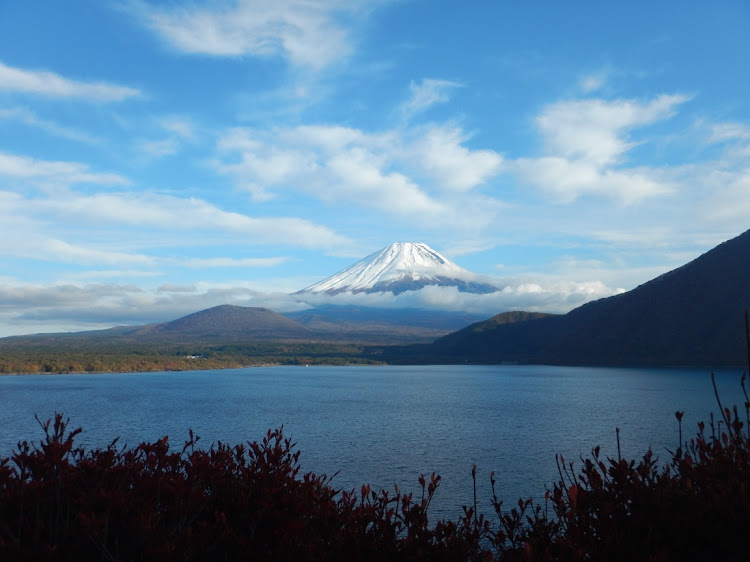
[1,373,750,560]
[0,415,485,560]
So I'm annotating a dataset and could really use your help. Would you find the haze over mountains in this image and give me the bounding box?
[2,230,749,368]
[134,304,488,344]
[0,244,505,348]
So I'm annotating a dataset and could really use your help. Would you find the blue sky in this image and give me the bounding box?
[1,1,750,336]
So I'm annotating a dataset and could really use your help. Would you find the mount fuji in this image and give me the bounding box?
[297,242,499,295]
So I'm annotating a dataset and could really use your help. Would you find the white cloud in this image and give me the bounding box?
[704,121,750,161]
[0,274,622,337]
[286,124,367,153]
[325,147,445,215]
[214,123,505,226]
[514,95,688,203]
[0,282,142,309]
[515,156,673,204]
[399,78,463,120]
[0,279,294,336]
[704,169,750,221]
[44,239,155,266]
[0,61,141,101]
[19,189,350,249]
[216,129,314,201]
[0,152,128,186]
[707,121,750,143]
[292,279,621,315]
[681,119,750,224]
[536,95,687,167]
[136,0,369,69]
[0,221,156,267]
[410,126,503,192]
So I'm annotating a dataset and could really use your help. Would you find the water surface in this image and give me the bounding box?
[0,365,744,519]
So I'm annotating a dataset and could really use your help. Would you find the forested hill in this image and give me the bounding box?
[417,228,750,366]
[0,305,483,374]
[134,305,315,340]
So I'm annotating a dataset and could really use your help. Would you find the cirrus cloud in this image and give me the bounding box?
[134,0,378,70]
[0,151,129,187]
[0,61,141,102]
[398,78,463,121]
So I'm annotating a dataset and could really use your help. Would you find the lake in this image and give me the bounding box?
[0,364,745,520]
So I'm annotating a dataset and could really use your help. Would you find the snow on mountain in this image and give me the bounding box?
[298,242,499,295]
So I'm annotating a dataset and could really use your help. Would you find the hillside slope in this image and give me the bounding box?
[135,305,315,340]
[428,229,750,366]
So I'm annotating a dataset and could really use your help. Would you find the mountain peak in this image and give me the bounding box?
[141,305,313,339]
[298,242,499,295]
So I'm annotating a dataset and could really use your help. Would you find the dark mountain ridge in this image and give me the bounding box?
[426,229,750,366]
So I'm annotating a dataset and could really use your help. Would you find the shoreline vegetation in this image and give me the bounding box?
[1,373,749,560]
[0,341,390,375]
[2,334,746,375]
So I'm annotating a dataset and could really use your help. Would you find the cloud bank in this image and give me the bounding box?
[0,276,622,338]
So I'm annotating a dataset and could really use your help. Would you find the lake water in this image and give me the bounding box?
[0,365,746,520]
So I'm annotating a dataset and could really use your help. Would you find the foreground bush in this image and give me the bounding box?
[0,415,486,561]
[484,373,750,562]
[1,375,749,560]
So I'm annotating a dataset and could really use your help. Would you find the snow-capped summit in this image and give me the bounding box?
[298,242,499,295]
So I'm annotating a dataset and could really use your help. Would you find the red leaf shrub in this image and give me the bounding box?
[0,415,488,560]
[2,373,749,560]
